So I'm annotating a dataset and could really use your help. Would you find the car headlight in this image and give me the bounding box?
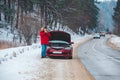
[65,47,72,50]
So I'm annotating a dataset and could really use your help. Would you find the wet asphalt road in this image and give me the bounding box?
[78,36,120,80]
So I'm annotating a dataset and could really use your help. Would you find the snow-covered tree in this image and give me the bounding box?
[113,0,120,36]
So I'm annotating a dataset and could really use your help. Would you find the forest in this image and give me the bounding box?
[0,0,120,45]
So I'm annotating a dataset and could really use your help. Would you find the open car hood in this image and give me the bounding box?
[50,31,71,43]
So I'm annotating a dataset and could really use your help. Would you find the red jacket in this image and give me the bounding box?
[40,31,51,45]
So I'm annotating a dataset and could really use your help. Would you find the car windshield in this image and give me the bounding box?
[49,40,69,47]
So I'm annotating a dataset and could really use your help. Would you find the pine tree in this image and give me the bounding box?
[113,0,120,36]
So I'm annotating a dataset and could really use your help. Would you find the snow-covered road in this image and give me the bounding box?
[78,35,120,80]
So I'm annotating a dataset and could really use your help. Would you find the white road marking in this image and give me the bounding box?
[92,42,120,63]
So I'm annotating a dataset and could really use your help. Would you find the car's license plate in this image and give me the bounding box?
[53,51,62,54]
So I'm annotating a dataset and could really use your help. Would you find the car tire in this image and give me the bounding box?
[69,56,72,59]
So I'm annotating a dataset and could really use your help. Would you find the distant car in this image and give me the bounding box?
[93,33,100,39]
[46,31,74,59]
[99,32,105,37]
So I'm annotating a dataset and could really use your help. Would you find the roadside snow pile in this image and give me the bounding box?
[0,45,41,80]
[0,44,40,64]
[110,36,120,48]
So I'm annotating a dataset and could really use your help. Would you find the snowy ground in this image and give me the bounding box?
[1,27,120,80]
[0,34,94,80]
[0,44,41,80]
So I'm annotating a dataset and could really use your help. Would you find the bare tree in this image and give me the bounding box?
[18,14,40,45]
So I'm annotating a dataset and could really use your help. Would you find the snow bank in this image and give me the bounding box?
[110,35,120,48]
[0,46,41,80]
[0,44,40,64]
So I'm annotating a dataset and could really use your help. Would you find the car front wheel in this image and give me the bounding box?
[69,56,72,59]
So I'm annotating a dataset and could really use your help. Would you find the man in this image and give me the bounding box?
[40,27,51,58]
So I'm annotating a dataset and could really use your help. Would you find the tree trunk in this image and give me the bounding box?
[0,13,1,21]
[4,0,7,22]
[34,33,38,43]
[15,0,20,28]
[8,0,11,23]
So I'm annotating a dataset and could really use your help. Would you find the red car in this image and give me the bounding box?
[46,31,74,59]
